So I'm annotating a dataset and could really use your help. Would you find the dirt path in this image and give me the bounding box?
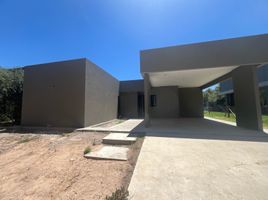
[0,131,141,200]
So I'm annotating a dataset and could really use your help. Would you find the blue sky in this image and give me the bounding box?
[0,0,268,80]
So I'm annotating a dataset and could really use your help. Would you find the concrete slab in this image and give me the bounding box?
[128,119,268,200]
[138,118,268,141]
[102,133,136,145]
[205,116,268,134]
[204,116,237,126]
[78,119,144,133]
[84,146,128,161]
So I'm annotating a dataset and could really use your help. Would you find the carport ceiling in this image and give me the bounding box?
[149,66,238,88]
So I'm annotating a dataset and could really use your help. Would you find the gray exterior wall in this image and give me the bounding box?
[141,34,268,128]
[119,92,138,118]
[232,66,262,130]
[179,88,203,117]
[220,64,268,94]
[258,64,268,83]
[21,58,119,128]
[21,59,86,127]
[144,86,203,119]
[84,60,119,127]
[119,80,144,119]
[141,34,268,73]
[150,86,179,118]
[120,80,144,93]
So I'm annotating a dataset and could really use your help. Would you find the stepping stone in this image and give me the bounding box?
[102,133,137,145]
[84,146,128,161]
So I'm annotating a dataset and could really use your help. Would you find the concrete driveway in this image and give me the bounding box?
[128,119,268,200]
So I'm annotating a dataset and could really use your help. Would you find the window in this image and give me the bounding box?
[150,95,157,107]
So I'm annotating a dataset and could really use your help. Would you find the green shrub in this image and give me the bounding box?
[83,146,91,155]
[105,187,129,200]
[0,67,24,125]
[18,137,31,144]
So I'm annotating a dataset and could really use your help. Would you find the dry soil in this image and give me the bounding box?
[0,129,142,200]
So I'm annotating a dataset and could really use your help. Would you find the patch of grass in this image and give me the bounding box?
[204,111,268,128]
[62,132,71,137]
[0,120,14,127]
[262,115,268,128]
[83,146,91,155]
[105,187,129,200]
[116,119,125,124]
[204,111,236,122]
[137,133,145,139]
[18,137,32,144]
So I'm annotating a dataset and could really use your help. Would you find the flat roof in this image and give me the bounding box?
[140,34,268,88]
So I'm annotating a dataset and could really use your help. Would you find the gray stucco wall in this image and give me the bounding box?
[84,60,119,126]
[119,92,138,118]
[220,64,268,94]
[258,64,268,83]
[119,80,144,119]
[120,80,144,93]
[150,86,179,118]
[232,66,262,130]
[179,88,203,117]
[21,59,86,127]
[141,34,268,73]
[22,58,119,128]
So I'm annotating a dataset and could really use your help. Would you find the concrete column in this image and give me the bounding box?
[232,65,263,130]
[144,73,151,127]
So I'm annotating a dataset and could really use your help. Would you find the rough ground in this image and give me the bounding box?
[0,129,142,200]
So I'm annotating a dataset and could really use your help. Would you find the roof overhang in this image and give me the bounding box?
[149,66,237,88]
[140,34,268,88]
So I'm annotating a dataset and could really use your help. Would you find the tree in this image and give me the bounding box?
[0,67,23,124]
[203,85,226,112]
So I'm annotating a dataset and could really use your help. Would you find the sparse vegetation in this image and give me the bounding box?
[137,133,145,139]
[92,138,97,146]
[83,146,91,155]
[92,138,102,146]
[204,111,236,122]
[1,131,135,200]
[204,111,268,128]
[105,187,129,200]
[62,132,71,137]
[203,85,225,111]
[18,137,32,144]
[116,119,125,124]
[0,67,24,125]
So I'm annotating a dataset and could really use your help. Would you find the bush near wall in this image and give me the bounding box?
[0,67,23,125]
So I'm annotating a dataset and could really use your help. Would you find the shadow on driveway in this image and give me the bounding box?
[129,118,268,143]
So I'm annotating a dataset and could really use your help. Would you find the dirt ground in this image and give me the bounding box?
[0,128,143,200]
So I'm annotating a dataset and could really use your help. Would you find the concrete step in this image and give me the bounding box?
[84,146,128,161]
[102,133,137,145]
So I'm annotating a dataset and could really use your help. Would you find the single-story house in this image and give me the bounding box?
[21,34,268,131]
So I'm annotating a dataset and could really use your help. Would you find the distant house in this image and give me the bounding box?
[220,65,268,114]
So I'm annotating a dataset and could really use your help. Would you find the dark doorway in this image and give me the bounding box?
[138,93,145,118]
[117,96,121,118]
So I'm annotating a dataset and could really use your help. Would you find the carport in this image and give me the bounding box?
[128,117,268,200]
[140,34,268,130]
